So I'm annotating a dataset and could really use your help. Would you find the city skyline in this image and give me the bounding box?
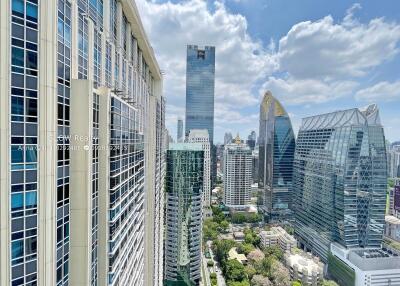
[136,0,400,143]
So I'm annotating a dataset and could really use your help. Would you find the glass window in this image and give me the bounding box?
[11,193,24,212]
[25,236,37,255]
[26,98,37,117]
[26,51,37,70]
[25,191,37,208]
[12,240,24,259]
[12,47,24,67]
[12,0,24,17]
[12,96,24,115]
[11,145,24,163]
[26,3,38,22]
[26,147,37,163]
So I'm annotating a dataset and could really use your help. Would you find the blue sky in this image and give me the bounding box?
[136,0,400,143]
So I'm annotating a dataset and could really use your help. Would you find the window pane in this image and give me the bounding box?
[12,96,24,115]
[26,51,37,70]
[25,191,37,208]
[12,240,24,259]
[11,145,24,163]
[12,0,24,16]
[26,3,38,22]
[11,193,24,212]
[12,47,24,67]
[25,147,37,163]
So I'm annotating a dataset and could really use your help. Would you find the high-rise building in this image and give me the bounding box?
[224,132,233,145]
[188,129,211,208]
[223,135,252,209]
[293,104,387,261]
[0,1,164,285]
[185,45,215,142]
[252,149,259,184]
[164,143,204,286]
[177,118,184,143]
[247,131,257,150]
[258,91,295,222]
[388,148,400,178]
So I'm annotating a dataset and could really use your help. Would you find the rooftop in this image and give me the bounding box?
[386,215,400,225]
[300,104,381,131]
[168,143,204,151]
[286,252,323,274]
[228,248,248,264]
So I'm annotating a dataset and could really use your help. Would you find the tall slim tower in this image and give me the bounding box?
[177,118,184,143]
[165,143,204,286]
[0,0,164,285]
[223,135,252,209]
[258,91,295,222]
[293,104,387,261]
[185,45,215,142]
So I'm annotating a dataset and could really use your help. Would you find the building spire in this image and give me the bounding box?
[234,133,241,144]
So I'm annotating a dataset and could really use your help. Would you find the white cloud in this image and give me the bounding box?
[259,7,400,105]
[262,77,359,104]
[277,15,400,79]
[355,81,400,102]
[136,0,277,110]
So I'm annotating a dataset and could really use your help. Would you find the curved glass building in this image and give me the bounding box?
[293,104,387,261]
[165,143,204,286]
[258,91,296,222]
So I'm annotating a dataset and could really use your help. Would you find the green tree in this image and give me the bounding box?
[244,265,257,279]
[225,259,247,282]
[263,245,283,261]
[212,239,236,266]
[237,243,255,255]
[291,281,302,286]
[321,280,340,286]
[255,256,275,278]
[227,281,250,286]
[220,220,230,231]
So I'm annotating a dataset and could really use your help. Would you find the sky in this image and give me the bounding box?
[136,0,400,144]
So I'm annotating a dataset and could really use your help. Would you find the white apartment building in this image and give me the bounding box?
[188,129,211,208]
[0,0,164,285]
[223,135,252,209]
[260,226,297,253]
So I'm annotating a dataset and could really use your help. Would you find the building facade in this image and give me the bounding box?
[164,143,204,286]
[188,129,211,208]
[223,135,252,209]
[177,118,184,143]
[185,45,215,142]
[258,91,295,222]
[293,104,387,262]
[0,0,164,285]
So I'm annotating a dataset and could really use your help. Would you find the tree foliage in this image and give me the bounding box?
[225,259,247,282]
[251,275,273,286]
[237,243,255,255]
[263,245,284,261]
[247,249,265,263]
[270,261,290,286]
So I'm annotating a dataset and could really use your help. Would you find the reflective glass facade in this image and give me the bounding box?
[258,92,295,221]
[165,144,204,286]
[10,1,40,284]
[293,104,387,261]
[185,45,215,143]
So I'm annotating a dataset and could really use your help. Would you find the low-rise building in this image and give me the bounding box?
[284,251,324,286]
[330,243,400,286]
[260,226,297,253]
[233,231,245,242]
[228,248,248,265]
[385,215,400,241]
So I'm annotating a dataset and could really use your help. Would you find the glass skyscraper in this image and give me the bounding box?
[258,91,295,222]
[165,143,204,286]
[185,45,215,143]
[293,104,387,262]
